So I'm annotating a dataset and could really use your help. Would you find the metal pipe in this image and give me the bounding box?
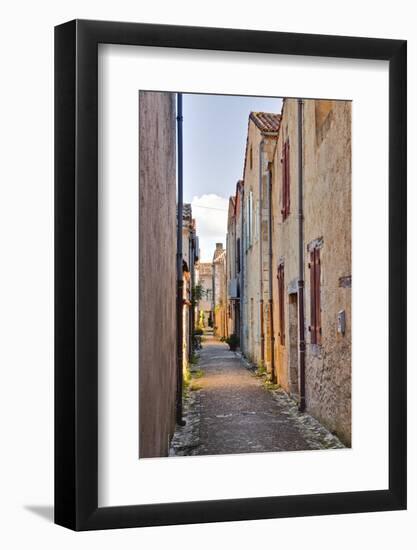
[212,261,215,333]
[240,184,245,353]
[176,93,185,425]
[267,165,276,382]
[189,231,194,362]
[297,99,306,412]
[259,140,265,364]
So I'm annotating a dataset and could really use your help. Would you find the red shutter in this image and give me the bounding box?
[309,247,322,345]
[315,248,322,345]
[309,250,316,344]
[281,142,286,220]
[277,263,285,345]
[285,141,290,217]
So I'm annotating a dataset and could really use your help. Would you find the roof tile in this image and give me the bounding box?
[249,111,281,133]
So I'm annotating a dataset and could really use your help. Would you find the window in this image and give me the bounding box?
[246,190,253,248]
[236,238,241,273]
[309,246,322,345]
[277,262,285,345]
[249,145,253,170]
[281,139,290,220]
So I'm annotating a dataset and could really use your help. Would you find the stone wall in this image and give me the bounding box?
[303,99,352,445]
[271,99,300,393]
[271,98,351,446]
[242,120,277,368]
[139,91,177,458]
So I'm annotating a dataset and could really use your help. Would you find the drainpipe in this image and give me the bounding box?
[297,99,306,412]
[189,231,194,362]
[212,261,215,333]
[259,140,265,365]
[240,185,245,354]
[267,165,276,382]
[176,93,185,426]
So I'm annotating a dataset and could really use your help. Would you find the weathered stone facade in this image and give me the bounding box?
[302,100,352,445]
[240,113,281,368]
[182,204,199,368]
[226,197,238,337]
[271,99,301,395]
[226,180,244,346]
[139,91,177,458]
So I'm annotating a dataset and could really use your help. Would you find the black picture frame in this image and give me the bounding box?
[55,19,407,531]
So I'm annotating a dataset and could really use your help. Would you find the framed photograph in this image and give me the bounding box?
[55,20,406,530]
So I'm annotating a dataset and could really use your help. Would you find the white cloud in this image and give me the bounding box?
[191,194,229,262]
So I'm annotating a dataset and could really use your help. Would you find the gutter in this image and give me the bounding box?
[240,184,245,353]
[297,98,306,412]
[259,139,265,365]
[189,229,194,363]
[267,165,276,382]
[176,93,185,426]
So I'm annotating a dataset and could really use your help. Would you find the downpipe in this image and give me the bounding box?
[259,139,265,365]
[176,93,185,426]
[297,98,306,412]
[267,165,276,382]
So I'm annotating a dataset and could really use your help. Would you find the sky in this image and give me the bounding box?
[182,93,282,262]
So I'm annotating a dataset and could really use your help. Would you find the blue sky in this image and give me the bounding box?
[182,93,282,261]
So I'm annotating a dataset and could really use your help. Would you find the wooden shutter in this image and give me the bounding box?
[285,141,290,218]
[314,248,322,344]
[309,247,321,344]
[277,263,285,345]
[309,250,316,344]
[281,140,290,220]
[281,142,286,220]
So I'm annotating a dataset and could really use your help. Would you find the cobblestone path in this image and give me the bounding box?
[170,335,344,456]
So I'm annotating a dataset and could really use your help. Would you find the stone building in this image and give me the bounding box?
[240,112,281,368]
[181,204,199,367]
[212,243,227,338]
[226,181,244,342]
[196,262,213,328]
[301,99,351,445]
[226,197,237,337]
[138,91,177,458]
[270,98,352,445]
[233,101,352,446]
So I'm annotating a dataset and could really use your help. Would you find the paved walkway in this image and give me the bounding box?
[170,335,344,456]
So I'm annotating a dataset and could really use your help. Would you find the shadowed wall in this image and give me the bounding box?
[139,91,177,458]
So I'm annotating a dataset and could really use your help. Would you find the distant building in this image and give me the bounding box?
[212,243,227,338]
[182,204,199,366]
[226,188,243,342]
[196,262,213,328]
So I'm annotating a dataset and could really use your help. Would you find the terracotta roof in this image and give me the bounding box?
[241,109,282,180]
[249,111,281,133]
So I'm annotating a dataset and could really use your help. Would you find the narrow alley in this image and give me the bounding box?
[139,93,352,459]
[170,334,344,456]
